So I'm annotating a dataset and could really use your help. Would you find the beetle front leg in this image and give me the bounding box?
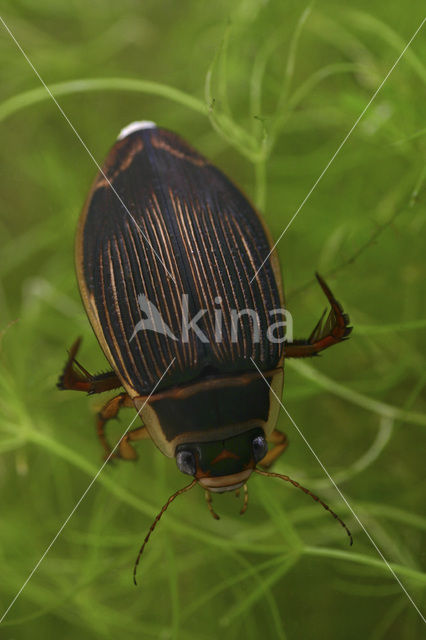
[117,425,151,460]
[260,429,288,468]
[58,337,122,394]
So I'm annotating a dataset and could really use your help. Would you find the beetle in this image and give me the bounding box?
[58,121,353,583]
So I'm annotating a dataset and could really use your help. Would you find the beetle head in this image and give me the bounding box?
[174,426,268,492]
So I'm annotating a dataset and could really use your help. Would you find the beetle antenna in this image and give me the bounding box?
[254,468,352,545]
[133,479,197,585]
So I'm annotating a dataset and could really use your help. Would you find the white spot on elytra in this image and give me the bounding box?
[117,121,157,140]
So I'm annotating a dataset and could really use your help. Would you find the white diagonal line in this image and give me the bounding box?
[250,15,426,284]
[250,357,426,624]
[0,358,176,624]
[0,15,176,285]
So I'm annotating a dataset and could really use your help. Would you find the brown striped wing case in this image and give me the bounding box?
[76,125,284,398]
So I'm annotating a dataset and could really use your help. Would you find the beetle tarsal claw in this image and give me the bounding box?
[204,490,220,520]
[239,484,249,516]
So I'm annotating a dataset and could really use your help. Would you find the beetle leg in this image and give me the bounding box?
[96,392,135,459]
[260,429,288,468]
[117,425,150,460]
[283,273,352,358]
[239,484,249,515]
[58,337,122,394]
[204,490,220,520]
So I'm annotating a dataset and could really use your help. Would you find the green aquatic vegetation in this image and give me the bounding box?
[0,1,425,639]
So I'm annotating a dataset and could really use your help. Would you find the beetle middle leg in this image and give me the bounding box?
[260,429,288,468]
[97,392,149,460]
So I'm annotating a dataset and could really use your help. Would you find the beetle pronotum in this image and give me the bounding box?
[58,121,353,583]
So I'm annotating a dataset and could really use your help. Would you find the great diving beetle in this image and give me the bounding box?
[58,121,353,582]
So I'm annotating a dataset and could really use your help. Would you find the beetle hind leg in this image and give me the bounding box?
[283,273,352,358]
[58,337,122,394]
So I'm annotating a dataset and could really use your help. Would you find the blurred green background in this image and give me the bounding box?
[0,1,425,638]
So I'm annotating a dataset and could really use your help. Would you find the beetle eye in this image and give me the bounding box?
[252,435,268,463]
[176,450,196,476]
